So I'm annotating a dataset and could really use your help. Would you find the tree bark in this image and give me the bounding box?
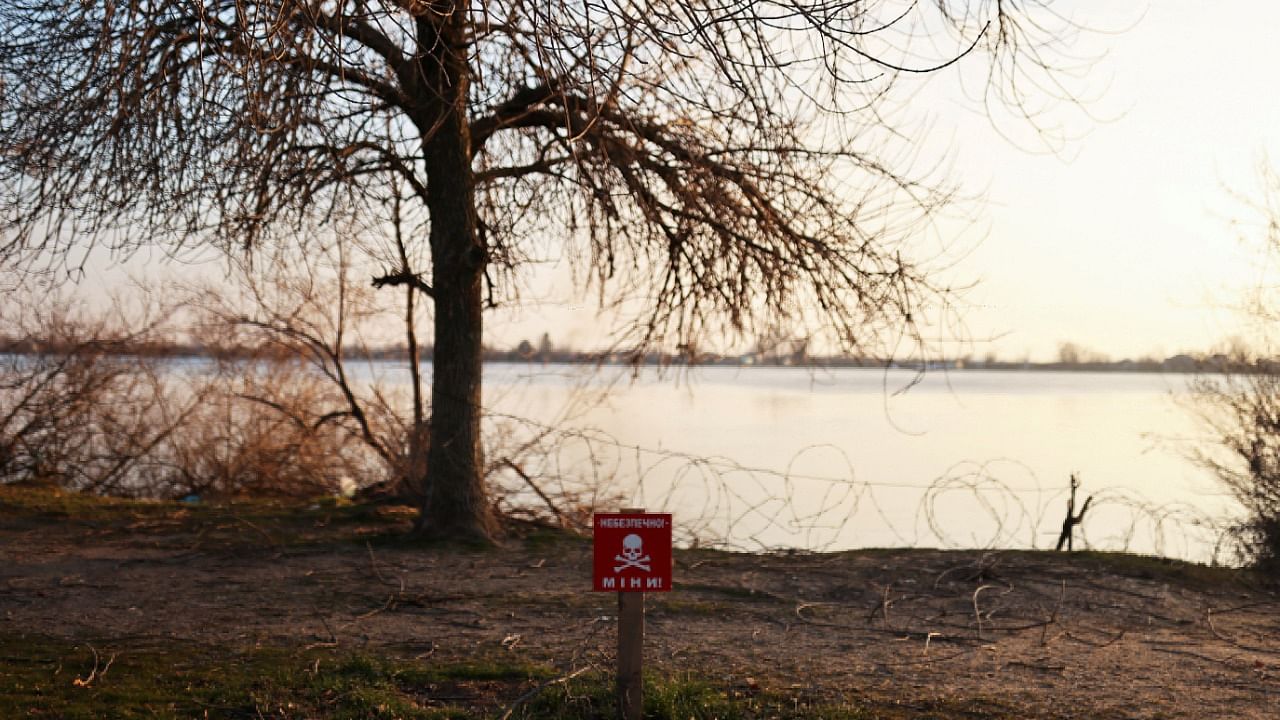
[412,9,499,542]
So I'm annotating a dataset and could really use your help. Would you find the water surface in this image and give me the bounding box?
[376,363,1233,561]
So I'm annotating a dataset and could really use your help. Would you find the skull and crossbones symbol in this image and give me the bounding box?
[614,533,651,572]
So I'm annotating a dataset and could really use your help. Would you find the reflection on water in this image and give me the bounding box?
[370,363,1235,562]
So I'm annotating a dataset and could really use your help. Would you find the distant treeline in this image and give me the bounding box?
[0,335,1262,374]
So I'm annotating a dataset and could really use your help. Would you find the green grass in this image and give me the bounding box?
[515,669,879,720]
[511,670,1031,719]
[1037,549,1253,588]
[0,632,555,719]
[2,632,1040,719]
[0,482,166,521]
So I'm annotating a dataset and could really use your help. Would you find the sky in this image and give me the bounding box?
[69,1,1280,363]
[486,1,1280,361]
[932,0,1280,362]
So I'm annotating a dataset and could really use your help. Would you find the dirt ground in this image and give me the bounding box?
[2,488,1279,718]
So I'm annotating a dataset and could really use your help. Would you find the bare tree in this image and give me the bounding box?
[1056,341,1108,366]
[0,0,1080,541]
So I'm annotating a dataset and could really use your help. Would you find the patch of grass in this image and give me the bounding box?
[404,659,556,685]
[1055,550,1248,588]
[514,523,589,552]
[515,670,884,720]
[0,632,555,719]
[0,483,167,522]
[2,631,1033,719]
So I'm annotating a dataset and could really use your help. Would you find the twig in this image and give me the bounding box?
[973,585,995,640]
[924,631,942,655]
[1206,607,1280,656]
[934,553,1004,589]
[1039,580,1066,646]
[1150,646,1243,666]
[233,515,281,552]
[1064,628,1126,648]
[496,665,594,720]
[864,583,893,628]
[72,644,116,688]
[500,458,565,526]
[1005,660,1066,673]
[306,614,339,649]
[1206,600,1280,616]
[356,593,398,620]
[71,644,98,688]
[366,541,406,593]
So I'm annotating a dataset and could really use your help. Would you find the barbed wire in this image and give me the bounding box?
[483,410,1238,565]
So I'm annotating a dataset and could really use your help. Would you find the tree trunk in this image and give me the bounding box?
[412,10,498,542]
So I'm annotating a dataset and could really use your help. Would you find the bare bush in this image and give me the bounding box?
[0,285,397,500]
[0,296,197,493]
[1184,166,1280,572]
[186,238,620,522]
[149,359,387,498]
[0,263,621,529]
[187,241,410,498]
[1190,362,1280,571]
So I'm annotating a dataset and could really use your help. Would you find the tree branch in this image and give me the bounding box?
[371,271,434,298]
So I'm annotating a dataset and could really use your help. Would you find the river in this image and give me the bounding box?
[364,363,1235,563]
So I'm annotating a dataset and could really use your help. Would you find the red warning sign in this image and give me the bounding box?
[592,512,673,592]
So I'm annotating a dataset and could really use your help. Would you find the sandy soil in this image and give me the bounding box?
[2,494,1279,718]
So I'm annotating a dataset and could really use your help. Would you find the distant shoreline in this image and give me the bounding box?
[0,343,1239,374]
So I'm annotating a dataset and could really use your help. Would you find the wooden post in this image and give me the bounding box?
[617,507,644,720]
[617,589,644,720]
